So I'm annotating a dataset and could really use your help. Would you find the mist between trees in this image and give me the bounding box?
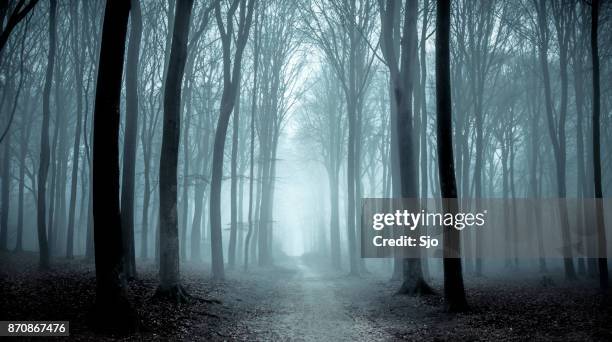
[0,0,610,333]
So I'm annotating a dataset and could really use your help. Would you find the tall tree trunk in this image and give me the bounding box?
[0,133,9,251]
[179,106,190,261]
[157,0,193,301]
[190,177,205,262]
[210,88,235,277]
[229,88,241,268]
[66,0,84,259]
[180,63,196,261]
[345,35,358,277]
[36,0,56,269]
[244,19,259,269]
[91,0,137,332]
[15,114,29,252]
[394,0,431,295]
[528,66,546,272]
[211,0,255,279]
[536,0,576,279]
[329,168,341,269]
[191,116,209,262]
[120,0,142,278]
[436,0,468,312]
[590,0,608,291]
[573,46,587,276]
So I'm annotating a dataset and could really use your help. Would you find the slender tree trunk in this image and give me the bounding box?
[393,0,431,295]
[190,178,205,262]
[229,88,241,268]
[36,0,56,269]
[536,0,576,279]
[573,53,587,275]
[66,0,84,259]
[590,0,608,291]
[120,0,142,278]
[212,0,255,278]
[190,120,209,262]
[329,168,341,269]
[244,22,258,269]
[180,59,197,261]
[528,69,546,272]
[436,0,468,312]
[140,120,151,259]
[180,95,191,261]
[0,133,10,251]
[157,0,193,301]
[15,119,28,252]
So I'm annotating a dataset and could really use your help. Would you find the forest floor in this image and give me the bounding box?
[1,251,611,341]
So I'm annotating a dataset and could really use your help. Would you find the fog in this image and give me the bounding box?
[0,0,611,339]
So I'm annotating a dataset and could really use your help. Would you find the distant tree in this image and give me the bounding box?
[244,7,260,270]
[296,67,346,269]
[590,0,608,291]
[301,0,377,275]
[210,0,255,280]
[436,0,468,312]
[91,0,137,332]
[157,0,194,301]
[534,0,576,280]
[36,0,56,270]
[66,0,84,259]
[14,25,31,253]
[379,0,432,295]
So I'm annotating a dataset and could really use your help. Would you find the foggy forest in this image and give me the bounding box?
[0,0,611,340]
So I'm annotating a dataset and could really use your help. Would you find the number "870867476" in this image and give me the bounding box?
[0,321,69,336]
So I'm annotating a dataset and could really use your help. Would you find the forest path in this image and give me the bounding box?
[242,258,390,341]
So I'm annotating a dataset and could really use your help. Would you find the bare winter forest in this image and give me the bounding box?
[0,0,611,340]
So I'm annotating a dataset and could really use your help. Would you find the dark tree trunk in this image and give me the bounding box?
[157,0,194,302]
[15,111,30,252]
[210,88,235,278]
[395,0,431,295]
[590,0,608,291]
[66,0,84,259]
[0,133,9,251]
[211,0,255,279]
[120,0,142,278]
[436,0,468,312]
[36,0,56,270]
[573,39,587,276]
[535,0,576,280]
[91,0,137,333]
[528,64,546,272]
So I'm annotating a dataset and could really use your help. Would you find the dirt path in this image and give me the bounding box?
[241,259,390,341]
